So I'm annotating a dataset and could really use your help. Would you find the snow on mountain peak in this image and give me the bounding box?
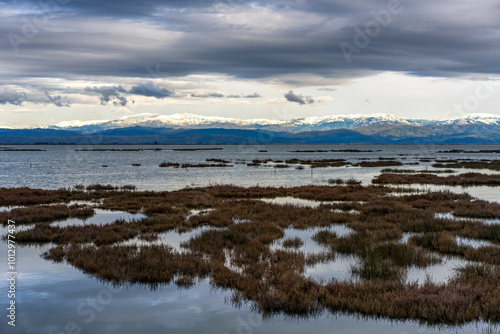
[462,113,500,120]
[55,119,108,128]
[446,113,500,125]
[43,112,500,133]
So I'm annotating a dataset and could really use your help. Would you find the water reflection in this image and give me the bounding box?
[435,212,500,226]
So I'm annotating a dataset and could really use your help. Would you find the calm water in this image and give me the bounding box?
[1,144,499,334]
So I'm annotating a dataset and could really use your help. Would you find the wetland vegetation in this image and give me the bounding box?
[374,172,500,186]
[2,183,500,325]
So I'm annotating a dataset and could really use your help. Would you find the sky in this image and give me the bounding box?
[0,0,499,128]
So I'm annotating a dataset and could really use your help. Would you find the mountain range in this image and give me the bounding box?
[42,112,500,133]
[1,113,500,145]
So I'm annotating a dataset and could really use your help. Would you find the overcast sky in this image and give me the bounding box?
[1,0,499,128]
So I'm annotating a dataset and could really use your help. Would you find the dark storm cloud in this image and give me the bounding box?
[0,0,499,84]
[83,82,174,105]
[129,81,174,99]
[84,86,128,106]
[9,0,378,18]
[0,88,27,106]
[191,92,225,98]
[245,93,262,98]
[32,0,241,18]
[0,87,71,106]
[44,92,70,107]
[284,91,314,105]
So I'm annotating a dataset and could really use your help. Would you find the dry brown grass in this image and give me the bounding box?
[410,232,500,265]
[0,187,77,205]
[374,172,500,186]
[0,204,94,225]
[353,161,403,167]
[282,237,304,248]
[433,160,500,171]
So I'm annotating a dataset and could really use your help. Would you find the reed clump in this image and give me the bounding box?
[374,172,500,186]
[345,178,362,185]
[45,244,212,284]
[309,159,350,168]
[353,161,403,167]
[180,163,233,168]
[159,162,180,167]
[312,230,337,247]
[282,237,304,248]
[433,160,500,171]
[381,168,456,174]
[452,200,500,219]
[14,219,140,245]
[86,184,116,191]
[0,187,75,205]
[175,276,196,288]
[206,158,231,163]
[0,204,94,225]
[328,178,344,185]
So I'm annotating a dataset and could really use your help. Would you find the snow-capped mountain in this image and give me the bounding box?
[41,112,500,133]
[3,112,500,145]
[440,113,500,126]
[283,113,418,132]
[48,113,285,133]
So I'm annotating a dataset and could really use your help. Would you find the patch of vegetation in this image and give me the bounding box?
[433,160,500,171]
[172,148,223,151]
[353,161,403,167]
[328,178,344,185]
[282,237,304,248]
[206,158,231,163]
[380,168,456,174]
[0,148,46,151]
[4,184,500,324]
[0,204,94,225]
[374,172,500,186]
[437,150,500,154]
[159,162,180,167]
[288,149,376,153]
[86,184,117,191]
[180,163,233,168]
